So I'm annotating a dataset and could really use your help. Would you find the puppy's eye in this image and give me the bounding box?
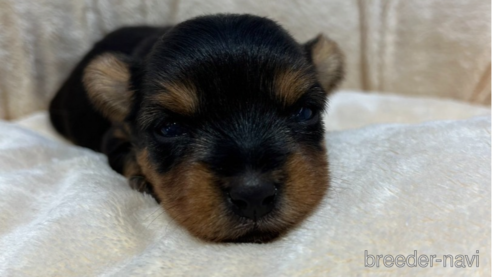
[155,121,186,138]
[293,107,316,122]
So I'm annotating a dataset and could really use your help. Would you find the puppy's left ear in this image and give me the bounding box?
[83,53,133,122]
[304,34,344,93]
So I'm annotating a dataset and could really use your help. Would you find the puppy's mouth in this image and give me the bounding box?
[224,210,284,243]
[222,190,288,243]
[226,226,281,243]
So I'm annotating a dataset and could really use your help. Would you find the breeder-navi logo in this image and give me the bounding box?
[364,250,479,268]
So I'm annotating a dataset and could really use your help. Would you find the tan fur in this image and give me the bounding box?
[310,34,345,92]
[273,35,344,106]
[135,145,328,242]
[83,53,132,122]
[274,69,314,106]
[278,147,328,226]
[136,149,242,241]
[153,81,199,115]
[124,157,150,193]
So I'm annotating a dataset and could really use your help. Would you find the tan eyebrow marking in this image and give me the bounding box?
[151,81,199,115]
[274,68,314,106]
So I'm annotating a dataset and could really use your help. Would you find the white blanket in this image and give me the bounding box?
[0,91,490,276]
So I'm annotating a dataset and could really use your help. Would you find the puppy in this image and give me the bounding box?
[49,14,344,243]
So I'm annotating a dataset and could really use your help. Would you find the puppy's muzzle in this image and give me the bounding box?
[226,172,278,220]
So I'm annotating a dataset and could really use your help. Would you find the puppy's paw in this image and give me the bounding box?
[129,175,153,194]
[126,162,160,202]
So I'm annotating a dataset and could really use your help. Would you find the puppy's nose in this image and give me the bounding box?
[229,182,277,220]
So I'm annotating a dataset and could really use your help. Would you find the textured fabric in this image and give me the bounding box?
[0,92,490,276]
[0,0,490,119]
[325,91,491,131]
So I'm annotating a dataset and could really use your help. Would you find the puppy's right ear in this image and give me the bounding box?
[83,53,133,122]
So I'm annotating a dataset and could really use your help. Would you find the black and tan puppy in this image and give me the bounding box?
[49,14,344,242]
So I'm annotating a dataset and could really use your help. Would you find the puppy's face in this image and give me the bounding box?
[84,15,343,242]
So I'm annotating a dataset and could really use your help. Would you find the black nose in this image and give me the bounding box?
[228,182,277,220]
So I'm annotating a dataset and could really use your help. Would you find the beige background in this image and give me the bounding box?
[0,0,490,119]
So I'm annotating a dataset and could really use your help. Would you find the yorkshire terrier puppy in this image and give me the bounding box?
[49,14,344,242]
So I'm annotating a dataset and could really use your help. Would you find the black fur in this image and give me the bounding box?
[49,14,337,242]
[131,15,326,179]
[50,14,327,179]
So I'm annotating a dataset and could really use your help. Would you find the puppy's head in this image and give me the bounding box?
[84,14,344,242]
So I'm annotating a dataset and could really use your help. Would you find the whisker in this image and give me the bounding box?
[146,210,165,228]
[143,207,162,221]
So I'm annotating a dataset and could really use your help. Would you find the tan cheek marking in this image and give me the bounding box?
[278,147,329,226]
[136,149,246,241]
[83,53,132,122]
[274,69,313,106]
[152,81,198,115]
